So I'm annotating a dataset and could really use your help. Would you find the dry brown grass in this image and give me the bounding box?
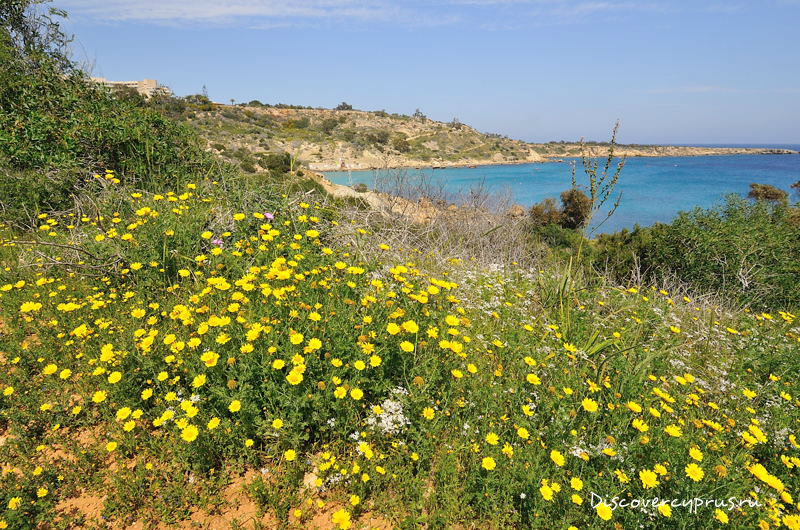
[326,168,547,273]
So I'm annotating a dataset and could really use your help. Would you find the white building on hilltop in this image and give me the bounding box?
[90,77,171,98]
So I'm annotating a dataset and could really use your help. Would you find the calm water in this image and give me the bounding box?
[325,148,800,233]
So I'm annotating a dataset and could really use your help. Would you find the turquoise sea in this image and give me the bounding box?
[324,146,800,233]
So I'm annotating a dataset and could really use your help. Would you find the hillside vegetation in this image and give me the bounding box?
[1,4,800,530]
[161,100,796,172]
[181,103,541,171]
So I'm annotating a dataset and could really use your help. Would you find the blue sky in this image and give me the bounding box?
[57,0,800,144]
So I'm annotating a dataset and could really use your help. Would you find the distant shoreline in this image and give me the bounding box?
[319,158,548,173]
[318,147,798,173]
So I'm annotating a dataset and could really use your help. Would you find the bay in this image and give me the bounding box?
[325,149,800,233]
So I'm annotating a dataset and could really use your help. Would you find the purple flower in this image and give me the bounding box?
[264,212,275,220]
[211,238,223,247]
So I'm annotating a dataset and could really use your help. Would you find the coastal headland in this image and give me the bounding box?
[188,104,797,172]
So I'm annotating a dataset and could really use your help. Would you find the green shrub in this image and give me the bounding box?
[528,197,562,227]
[748,183,788,203]
[365,129,390,145]
[392,135,410,153]
[536,223,583,249]
[286,176,325,195]
[560,187,592,229]
[319,117,339,134]
[285,117,310,129]
[339,129,357,142]
[257,152,291,173]
[0,165,83,223]
[0,16,222,222]
[596,195,800,309]
[527,188,592,230]
[592,224,656,279]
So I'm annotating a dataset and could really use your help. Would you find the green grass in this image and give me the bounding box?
[1,173,799,529]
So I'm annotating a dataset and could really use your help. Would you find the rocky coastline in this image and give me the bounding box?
[310,145,797,172]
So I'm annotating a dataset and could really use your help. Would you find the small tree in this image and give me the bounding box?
[528,197,562,227]
[559,188,592,229]
[413,108,426,120]
[792,180,800,199]
[335,102,353,111]
[1,0,73,71]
